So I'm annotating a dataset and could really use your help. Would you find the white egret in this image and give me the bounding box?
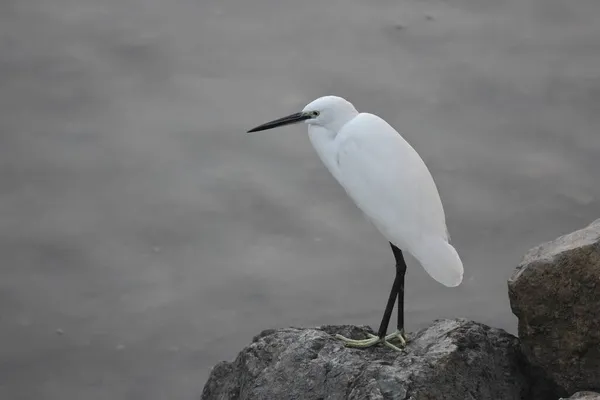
[247,96,463,351]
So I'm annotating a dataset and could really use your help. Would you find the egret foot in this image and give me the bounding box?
[388,329,407,347]
[335,330,405,352]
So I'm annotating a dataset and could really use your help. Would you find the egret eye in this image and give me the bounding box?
[312,111,320,117]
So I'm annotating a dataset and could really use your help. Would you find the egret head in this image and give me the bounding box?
[247,95,359,133]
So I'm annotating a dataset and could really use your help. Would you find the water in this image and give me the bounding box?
[1,0,599,398]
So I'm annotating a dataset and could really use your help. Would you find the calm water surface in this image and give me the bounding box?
[1,0,599,398]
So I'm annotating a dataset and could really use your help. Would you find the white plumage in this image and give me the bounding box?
[303,96,463,287]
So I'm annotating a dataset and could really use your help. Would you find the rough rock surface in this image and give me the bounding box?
[561,392,600,400]
[508,219,600,394]
[202,319,540,400]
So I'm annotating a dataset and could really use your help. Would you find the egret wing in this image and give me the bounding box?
[334,113,463,287]
[335,113,447,244]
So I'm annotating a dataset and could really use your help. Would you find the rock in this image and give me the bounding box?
[508,219,600,394]
[561,392,600,400]
[202,319,541,400]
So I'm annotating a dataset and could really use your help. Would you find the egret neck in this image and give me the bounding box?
[307,126,342,180]
[305,99,358,180]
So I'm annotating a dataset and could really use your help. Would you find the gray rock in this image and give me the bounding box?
[508,219,600,394]
[561,392,600,400]
[202,319,539,400]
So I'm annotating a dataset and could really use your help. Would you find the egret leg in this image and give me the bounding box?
[389,244,408,346]
[335,243,407,351]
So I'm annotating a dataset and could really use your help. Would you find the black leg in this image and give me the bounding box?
[376,266,400,339]
[390,244,407,333]
[375,243,407,339]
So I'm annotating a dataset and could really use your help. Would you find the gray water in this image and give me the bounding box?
[1,0,599,399]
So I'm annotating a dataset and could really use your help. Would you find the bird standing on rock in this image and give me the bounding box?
[247,96,464,351]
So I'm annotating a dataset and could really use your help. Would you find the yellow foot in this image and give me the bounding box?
[335,330,407,352]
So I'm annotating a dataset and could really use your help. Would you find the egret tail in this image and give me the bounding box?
[408,236,463,287]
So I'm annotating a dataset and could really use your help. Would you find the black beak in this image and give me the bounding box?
[247,112,311,133]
